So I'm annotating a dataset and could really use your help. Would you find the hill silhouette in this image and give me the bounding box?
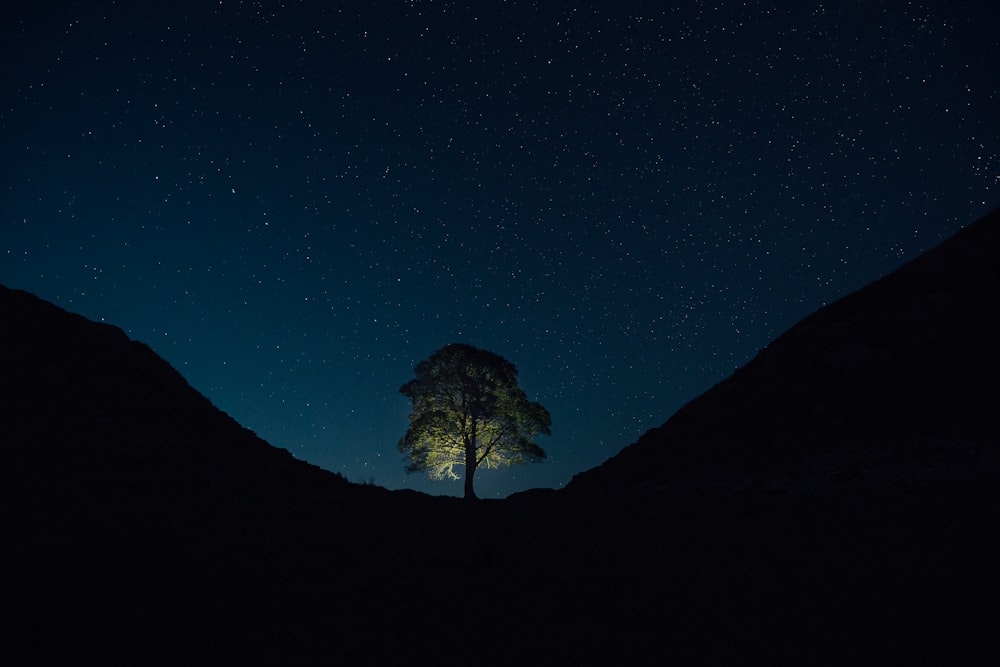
[1,284,495,662]
[4,207,1000,664]
[567,206,1000,499]
[2,283,358,502]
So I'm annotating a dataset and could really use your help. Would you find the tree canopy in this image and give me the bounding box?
[398,343,551,499]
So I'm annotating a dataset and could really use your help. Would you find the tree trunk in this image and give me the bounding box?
[464,426,478,501]
[463,467,477,500]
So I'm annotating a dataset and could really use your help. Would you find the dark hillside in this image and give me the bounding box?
[4,208,1000,664]
[1,284,362,514]
[553,208,1000,663]
[0,285,427,662]
[567,207,1000,499]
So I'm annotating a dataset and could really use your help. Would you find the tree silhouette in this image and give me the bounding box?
[398,343,551,500]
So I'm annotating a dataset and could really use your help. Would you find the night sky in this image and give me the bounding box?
[3,1,997,498]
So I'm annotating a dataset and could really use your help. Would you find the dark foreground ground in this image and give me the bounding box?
[7,458,999,665]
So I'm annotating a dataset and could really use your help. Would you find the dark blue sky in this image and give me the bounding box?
[3,1,997,497]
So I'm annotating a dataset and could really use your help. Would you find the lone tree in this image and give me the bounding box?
[398,343,551,500]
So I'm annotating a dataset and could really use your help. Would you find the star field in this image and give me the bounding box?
[3,1,998,497]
